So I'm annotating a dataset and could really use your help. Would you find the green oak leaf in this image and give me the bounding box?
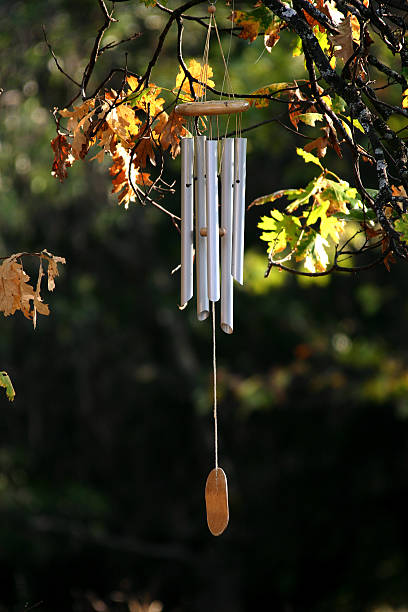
[259,210,302,255]
[0,371,15,402]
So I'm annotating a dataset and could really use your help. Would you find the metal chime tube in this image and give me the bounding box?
[220,138,234,334]
[194,136,209,320]
[180,137,194,306]
[205,140,220,302]
[232,138,247,285]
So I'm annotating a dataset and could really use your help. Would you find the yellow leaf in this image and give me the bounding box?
[402,89,408,109]
[126,75,140,91]
[349,14,360,44]
[106,104,141,145]
[247,82,291,108]
[131,84,165,117]
[175,59,215,100]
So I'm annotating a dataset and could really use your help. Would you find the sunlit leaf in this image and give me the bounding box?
[0,371,15,402]
[296,147,323,168]
[51,134,74,182]
[232,6,275,42]
[153,110,188,158]
[298,112,324,126]
[259,210,302,254]
[330,15,355,63]
[175,59,215,100]
[395,213,408,243]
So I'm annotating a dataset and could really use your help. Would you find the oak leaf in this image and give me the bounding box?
[259,210,302,254]
[302,0,325,32]
[264,26,281,51]
[109,145,152,207]
[134,127,156,168]
[59,101,96,160]
[304,134,328,158]
[247,82,292,109]
[51,134,74,182]
[42,251,67,291]
[232,6,275,43]
[126,75,140,91]
[128,84,165,117]
[330,15,355,63]
[106,103,141,146]
[175,59,215,100]
[0,371,15,402]
[0,257,35,319]
[392,184,408,198]
[0,252,65,326]
[154,110,188,158]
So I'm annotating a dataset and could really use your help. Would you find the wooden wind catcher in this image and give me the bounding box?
[176,100,249,335]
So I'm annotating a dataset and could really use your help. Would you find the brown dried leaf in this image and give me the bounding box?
[0,252,65,326]
[264,26,281,51]
[45,253,66,291]
[51,134,74,182]
[154,110,188,159]
[304,133,329,158]
[288,87,309,130]
[303,0,326,32]
[330,15,355,63]
[109,145,153,208]
[392,184,408,198]
[0,257,34,318]
[134,129,156,169]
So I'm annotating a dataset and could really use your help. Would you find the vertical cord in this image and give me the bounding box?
[212,301,218,470]
[200,12,213,102]
[213,17,233,98]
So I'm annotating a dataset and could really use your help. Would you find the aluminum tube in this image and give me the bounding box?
[205,140,220,302]
[194,136,209,321]
[220,138,234,334]
[180,137,194,306]
[232,138,247,285]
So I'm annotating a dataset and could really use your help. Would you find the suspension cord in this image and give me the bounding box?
[212,300,218,470]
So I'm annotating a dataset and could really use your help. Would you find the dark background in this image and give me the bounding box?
[1,1,408,611]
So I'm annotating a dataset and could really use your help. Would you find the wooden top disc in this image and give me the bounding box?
[205,467,229,536]
[175,100,249,117]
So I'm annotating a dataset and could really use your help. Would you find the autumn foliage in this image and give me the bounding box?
[51,70,205,208]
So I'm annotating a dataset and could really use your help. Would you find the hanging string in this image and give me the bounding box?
[212,300,218,470]
[213,17,233,99]
[200,9,213,103]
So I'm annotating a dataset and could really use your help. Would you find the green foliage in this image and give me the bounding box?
[256,153,369,272]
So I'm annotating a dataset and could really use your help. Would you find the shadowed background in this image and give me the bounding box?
[1,2,408,611]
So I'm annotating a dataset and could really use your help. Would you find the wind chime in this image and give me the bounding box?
[175,2,249,536]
